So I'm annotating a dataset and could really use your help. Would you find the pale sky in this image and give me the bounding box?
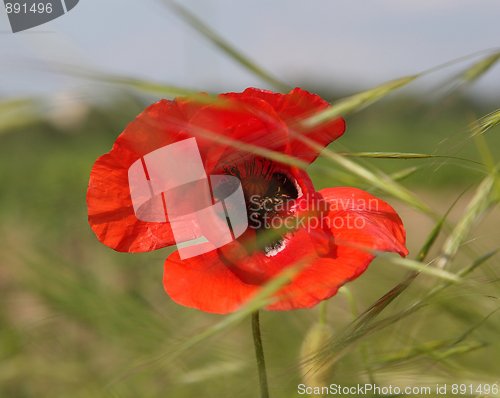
[1,0,499,101]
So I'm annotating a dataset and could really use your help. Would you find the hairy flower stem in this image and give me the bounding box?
[252,311,270,398]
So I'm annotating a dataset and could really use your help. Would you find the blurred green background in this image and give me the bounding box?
[1,88,500,397]
[2,1,500,397]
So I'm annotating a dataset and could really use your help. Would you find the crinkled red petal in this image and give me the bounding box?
[87,99,185,252]
[265,187,408,310]
[163,250,259,314]
[222,87,346,164]
[188,96,291,174]
[318,187,408,257]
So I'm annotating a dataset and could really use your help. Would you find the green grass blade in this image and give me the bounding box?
[162,0,290,92]
[436,170,499,270]
[303,75,418,128]
[479,108,500,132]
[56,64,205,97]
[304,245,493,371]
[179,360,247,384]
[368,249,500,339]
[90,75,206,97]
[388,166,421,182]
[365,166,422,195]
[374,340,486,372]
[425,51,500,105]
[310,150,434,214]
[417,188,470,262]
[474,133,496,171]
[453,307,500,345]
[337,152,482,165]
[455,108,500,151]
[375,253,463,283]
[302,49,500,128]
[457,248,500,278]
[462,52,500,83]
[301,273,418,372]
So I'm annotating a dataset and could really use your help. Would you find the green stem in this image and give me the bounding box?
[252,311,270,398]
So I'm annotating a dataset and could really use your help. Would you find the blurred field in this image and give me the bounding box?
[1,87,499,397]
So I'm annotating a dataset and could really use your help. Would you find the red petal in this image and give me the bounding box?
[222,88,345,164]
[319,187,408,256]
[282,89,345,164]
[188,96,291,173]
[265,187,408,310]
[163,250,258,314]
[266,250,373,311]
[163,226,325,313]
[87,100,192,252]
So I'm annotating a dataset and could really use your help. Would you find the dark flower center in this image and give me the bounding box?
[241,175,269,198]
[218,156,299,255]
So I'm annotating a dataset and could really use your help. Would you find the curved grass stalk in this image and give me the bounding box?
[162,0,290,92]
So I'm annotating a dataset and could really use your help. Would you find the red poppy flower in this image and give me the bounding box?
[87,87,408,314]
